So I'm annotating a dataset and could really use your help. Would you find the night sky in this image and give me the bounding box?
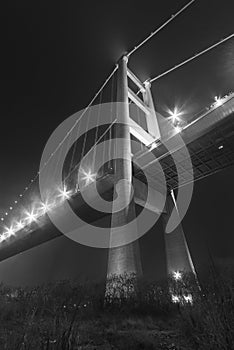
[0,0,234,286]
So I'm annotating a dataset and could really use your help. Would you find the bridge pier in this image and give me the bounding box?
[162,190,195,277]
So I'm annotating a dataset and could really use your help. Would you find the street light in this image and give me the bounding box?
[169,107,183,124]
[214,96,223,107]
[58,186,72,201]
[80,168,96,186]
[38,200,53,215]
[4,226,15,237]
[175,125,182,133]
[24,210,38,225]
[172,270,182,281]
[14,221,24,231]
[171,294,180,303]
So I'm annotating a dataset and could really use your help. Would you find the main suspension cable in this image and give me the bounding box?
[149,33,234,83]
[127,0,196,58]
[1,65,118,222]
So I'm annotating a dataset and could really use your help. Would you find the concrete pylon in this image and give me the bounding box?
[106,56,142,280]
[162,190,195,276]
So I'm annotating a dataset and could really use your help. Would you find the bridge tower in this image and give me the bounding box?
[106,56,142,282]
[106,56,195,293]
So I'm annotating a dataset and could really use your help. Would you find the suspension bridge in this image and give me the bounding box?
[0,0,234,290]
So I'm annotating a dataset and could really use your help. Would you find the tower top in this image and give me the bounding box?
[117,54,128,65]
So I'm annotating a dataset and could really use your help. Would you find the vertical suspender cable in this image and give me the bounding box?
[92,90,103,172]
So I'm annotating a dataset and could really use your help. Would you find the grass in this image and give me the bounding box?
[0,266,233,349]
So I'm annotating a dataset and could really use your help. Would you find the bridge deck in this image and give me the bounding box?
[0,94,234,261]
[135,94,234,190]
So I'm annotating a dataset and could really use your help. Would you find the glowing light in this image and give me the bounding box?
[169,107,183,123]
[172,271,182,281]
[14,201,18,204]
[5,212,8,216]
[184,294,193,303]
[174,125,182,133]
[218,145,223,150]
[149,142,158,151]
[38,201,53,215]
[80,169,96,186]
[171,293,193,304]
[143,80,150,89]
[1,218,4,221]
[58,186,72,201]
[14,221,24,231]
[24,210,38,224]
[2,226,15,240]
[214,96,223,107]
[172,294,180,303]
[9,207,13,210]
[5,226,15,235]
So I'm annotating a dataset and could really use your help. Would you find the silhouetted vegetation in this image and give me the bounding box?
[0,267,233,349]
